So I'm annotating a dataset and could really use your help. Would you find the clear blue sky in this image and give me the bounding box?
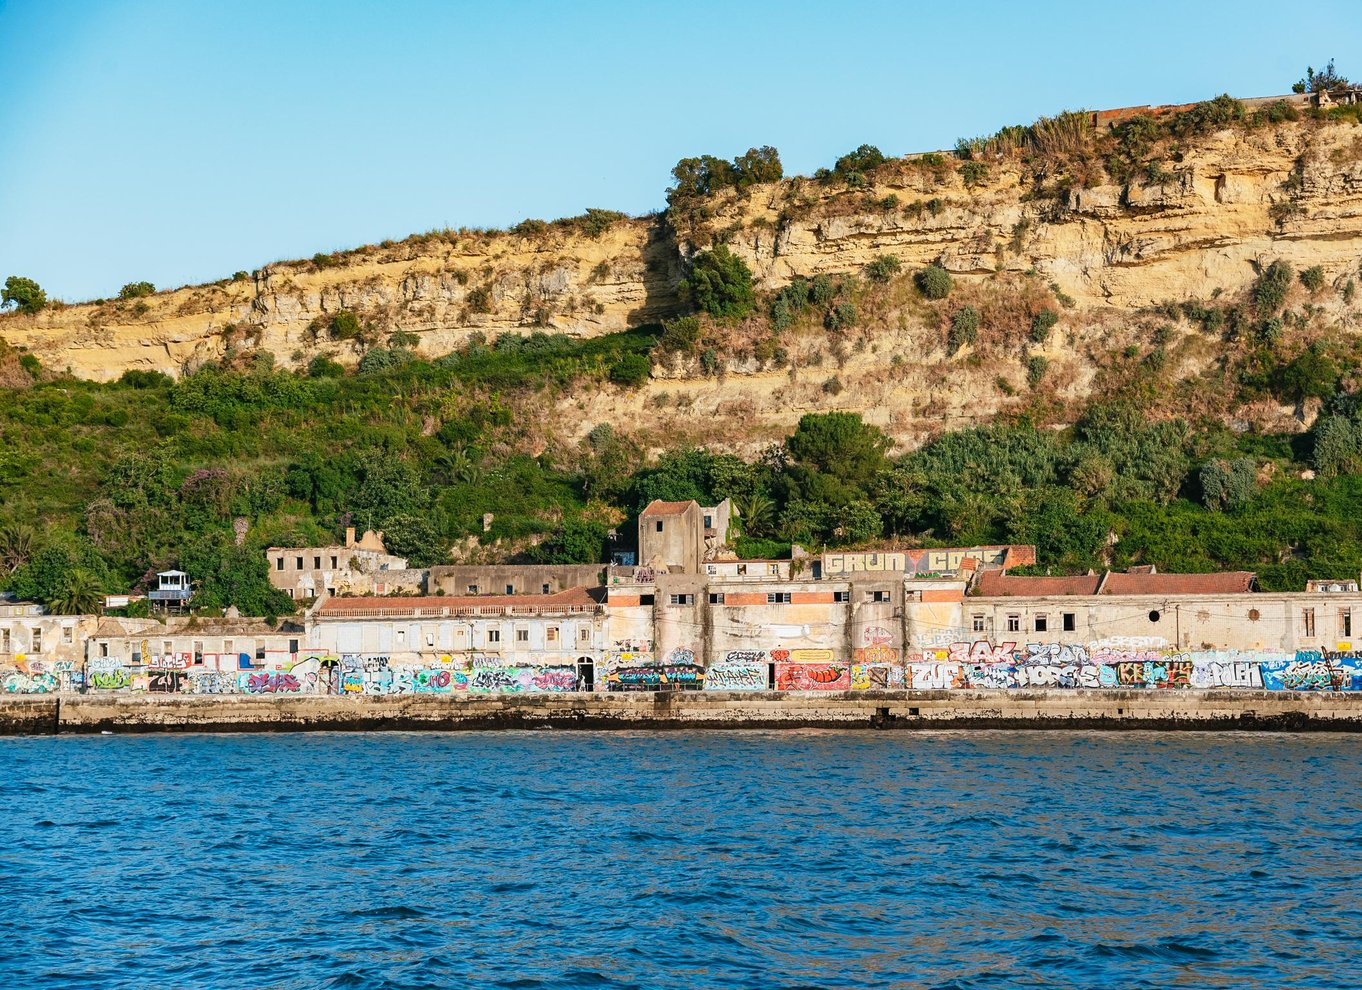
[2,0,1359,302]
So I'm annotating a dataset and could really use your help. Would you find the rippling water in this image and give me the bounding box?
[2,731,1360,989]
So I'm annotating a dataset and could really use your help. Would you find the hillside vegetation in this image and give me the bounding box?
[4,91,1362,612]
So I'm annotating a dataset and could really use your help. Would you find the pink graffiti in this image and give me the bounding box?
[947,641,1017,664]
[244,672,301,694]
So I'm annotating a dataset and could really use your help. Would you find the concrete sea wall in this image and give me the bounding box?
[2,691,1361,734]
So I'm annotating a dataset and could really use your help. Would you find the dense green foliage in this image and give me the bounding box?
[118,281,156,300]
[2,276,47,314]
[680,246,756,319]
[667,147,783,204]
[916,265,953,300]
[3,311,1362,604]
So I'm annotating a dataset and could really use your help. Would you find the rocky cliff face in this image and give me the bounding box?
[4,119,1362,449]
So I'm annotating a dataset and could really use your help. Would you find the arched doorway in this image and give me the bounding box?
[576,657,595,692]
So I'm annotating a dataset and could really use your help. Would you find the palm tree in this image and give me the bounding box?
[50,568,104,615]
[0,524,35,574]
[734,492,774,537]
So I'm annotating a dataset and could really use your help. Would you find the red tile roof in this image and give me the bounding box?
[974,572,1104,597]
[318,587,599,614]
[1099,571,1256,596]
[975,569,1258,597]
[640,499,695,517]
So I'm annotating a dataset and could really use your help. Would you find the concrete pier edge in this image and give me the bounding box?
[4,690,1362,735]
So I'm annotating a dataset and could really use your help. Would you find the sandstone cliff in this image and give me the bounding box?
[4,117,1362,450]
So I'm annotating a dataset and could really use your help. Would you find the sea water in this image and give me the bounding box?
[1,730,1359,989]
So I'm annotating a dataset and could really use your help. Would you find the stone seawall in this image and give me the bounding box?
[2,691,1361,734]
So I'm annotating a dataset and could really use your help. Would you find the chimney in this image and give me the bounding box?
[345,527,356,548]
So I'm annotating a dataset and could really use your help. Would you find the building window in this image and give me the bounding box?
[31,629,42,653]
[289,639,299,654]
[542,584,550,594]
[704,515,712,528]
[467,585,479,595]
[579,627,591,643]
[295,557,303,569]
[709,593,725,604]
[224,640,233,656]
[162,641,172,655]
[313,556,321,569]
[547,627,559,643]
[1062,613,1076,632]
[1,629,10,653]
[1148,610,1161,623]
[834,591,849,603]
[1341,609,1352,639]
[425,633,434,648]
[972,614,985,633]
[506,584,515,595]
[655,521,664,532]
[396,629,406,646]
[516,629,530,643]
[668,594,694,606]
[488,629,501,643]
[1005,615,1020,633]
[1034,614,1048,633]
[639,594,655,606]
[767,593,792,604]
[330,556,338,569]
[275,556,284,571]
[1302,608,1316,638]
[63,626,74,644]
[287,589,295,599]
[869,590,890,603]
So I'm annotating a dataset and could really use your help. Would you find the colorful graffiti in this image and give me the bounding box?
[705,651,768,691]
[775,662,850,691]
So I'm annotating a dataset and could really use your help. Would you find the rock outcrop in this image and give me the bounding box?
[3,119,1362,449]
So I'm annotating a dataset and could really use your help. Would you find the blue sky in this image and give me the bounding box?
[2,0,1360,302]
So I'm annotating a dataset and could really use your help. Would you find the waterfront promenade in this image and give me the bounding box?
[4,688,1362,734]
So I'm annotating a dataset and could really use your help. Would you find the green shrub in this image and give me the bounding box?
[865,255,901,283]
[1026,355,1049,386]
[232,271,250,282]
[825,303,857,331]
[700,348,721,376]
[1254,260,1292,314]
[829,144,886,183]
[809,274,837,306]
[2,275,47,314]
[1300,266,1326,293]
[667,147,782,204]
[307,354,345,378]
[118,281,155,299]
[1199,457,1257,511]
[330,311,363,340]
[949,306,980,353]
[1030,309,1059,343]
[916,265,953,300]
[608,353,651,387]
[19,353,41,377]
[658,316,702,354]
[960,161,989,187]
[681,246,755,319]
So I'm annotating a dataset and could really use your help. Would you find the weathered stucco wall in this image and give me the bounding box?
[2,690,1360,734]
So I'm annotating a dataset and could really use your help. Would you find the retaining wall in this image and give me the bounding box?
[2,691,1361,734]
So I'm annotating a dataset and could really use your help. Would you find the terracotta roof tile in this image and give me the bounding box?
[976,569,1258,597]
[974,572,1103,597]
[1100,571,1256,596]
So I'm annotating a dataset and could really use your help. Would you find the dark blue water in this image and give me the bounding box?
[2,731,1360,989]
